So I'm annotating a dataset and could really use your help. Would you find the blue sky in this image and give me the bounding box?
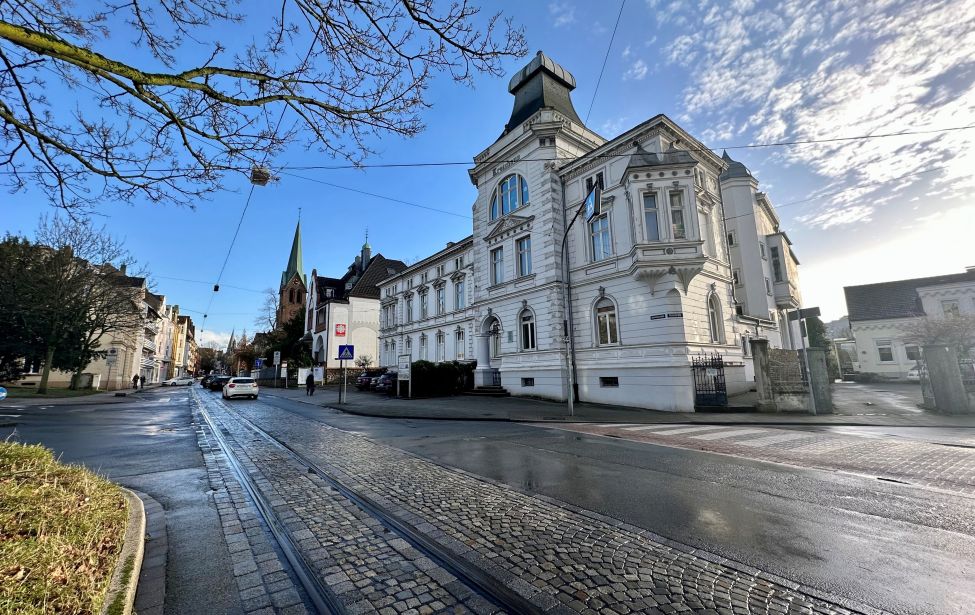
[4,0,974,346]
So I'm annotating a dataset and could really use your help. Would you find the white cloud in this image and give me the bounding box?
[623,59,649,81]
[548,2,576,28]
[663,0,975,229]
[599,115,631,137]
[199,329,232,349]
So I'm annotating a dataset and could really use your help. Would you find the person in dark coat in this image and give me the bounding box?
[305,372,315,396]
[132,374,139,389]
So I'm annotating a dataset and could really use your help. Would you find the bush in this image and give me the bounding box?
[408,360,475,397]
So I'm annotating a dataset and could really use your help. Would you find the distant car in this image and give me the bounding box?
[906,367,921,382]
[208,376,232,391]
[223,377,259,400]
[373,373,397,393]
[356,370,385,390]
[162,376,195,386]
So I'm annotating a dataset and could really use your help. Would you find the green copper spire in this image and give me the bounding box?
[280,221,304,288]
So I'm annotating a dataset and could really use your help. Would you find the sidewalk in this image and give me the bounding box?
[262,383,975,427]
[0,384,162,408]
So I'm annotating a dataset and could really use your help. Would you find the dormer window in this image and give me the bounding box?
[490,174,529,220]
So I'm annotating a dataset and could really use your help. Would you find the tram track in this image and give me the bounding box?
[197,393,537,615]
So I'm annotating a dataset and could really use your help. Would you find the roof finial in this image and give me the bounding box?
[298,206,301,223]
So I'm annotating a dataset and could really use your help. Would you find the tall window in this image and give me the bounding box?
[727,231,737,246]
[420,335,428,360]
[905,345,921,361]
[590,214,612,261]
[436,331,445,362]
[669,191,686,239]
[707,294,723,343]
[516,236,532,276]
[436,287,446,315]
[770,247,783,282]
[454,279,466,309]
[643,194,660,241]
[405,297,413,322]
[289,289,295,303]
[765,277,772,295]
[456,330,465,360]
[406,337,412,356]
[876,340,894,363]
[420,292,428,318]
[520,310,536,350]
[490,174,529,220]
[491,247,504,285]
[594,298,619,345]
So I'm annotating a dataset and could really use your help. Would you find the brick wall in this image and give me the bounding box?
[768,348,807,394]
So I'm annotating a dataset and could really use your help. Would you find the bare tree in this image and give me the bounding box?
[0,1,526,212]
[901,315,975,357]
[254,287,279,331]
[354,354,373,368]
[30,216,146,392]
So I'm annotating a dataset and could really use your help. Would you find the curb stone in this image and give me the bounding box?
[132,490,167,615]
[101,487,146,615]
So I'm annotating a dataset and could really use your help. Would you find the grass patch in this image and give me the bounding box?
[1,387,102,399]
[0,442,127,614]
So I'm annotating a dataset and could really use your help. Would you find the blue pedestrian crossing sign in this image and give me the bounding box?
[337,345,355,361]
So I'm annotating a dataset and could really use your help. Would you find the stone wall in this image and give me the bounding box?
[768,349,807,394]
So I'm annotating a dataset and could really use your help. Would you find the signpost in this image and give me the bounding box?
[273,351,282,388]
[280,362,288,389]
[788,306,821,415]
[105,348,118,391]
[337,345,354,403]
[397,354,412,398]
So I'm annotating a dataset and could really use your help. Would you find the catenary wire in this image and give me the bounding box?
[585,0,627,125]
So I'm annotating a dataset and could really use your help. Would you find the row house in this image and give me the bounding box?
[377,238,474,367]
[377,52,807,411]
[305,241,406,368]
[844,268,975,378]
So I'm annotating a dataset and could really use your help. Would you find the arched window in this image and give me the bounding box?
[520,309,536,350]
[490,174,529,220]
[289,288,295,303]
[708,293,723,343]
[419,334,428,360]
[436,331,445,362]
[594,298,619,345]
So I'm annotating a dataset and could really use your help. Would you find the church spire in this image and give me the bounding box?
[280,221,304,288]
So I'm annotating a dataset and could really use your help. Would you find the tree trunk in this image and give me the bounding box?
[37,345,55,394]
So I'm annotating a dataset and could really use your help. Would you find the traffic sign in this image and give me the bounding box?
[0,387,6,401]
[583,185,600,221]
[337,345,354,360]
[788,306,821,321]
[105,347,118,366]
[254,358,263,369]
[273,351,281,365]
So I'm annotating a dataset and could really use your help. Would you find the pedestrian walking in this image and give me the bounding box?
[139,375,144,389]
[305,372,315,396]
[132,374,139,389]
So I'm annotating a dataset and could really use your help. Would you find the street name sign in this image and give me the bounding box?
[788,307,821,321]
[338,345,354,361]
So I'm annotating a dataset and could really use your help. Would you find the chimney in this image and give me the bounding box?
[119,263,127,275]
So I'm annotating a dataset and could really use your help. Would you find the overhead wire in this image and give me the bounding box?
[585,0,627,125]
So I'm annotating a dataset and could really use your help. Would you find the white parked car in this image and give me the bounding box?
[162,376,195,386]
[906,367,922,382]
[223,377,259,400]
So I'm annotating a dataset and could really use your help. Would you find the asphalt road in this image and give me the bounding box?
[257,392,975,615]
[0,388,243,615]
[4,387,974,615]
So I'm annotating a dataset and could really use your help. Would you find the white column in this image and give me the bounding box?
[474,333,494,387]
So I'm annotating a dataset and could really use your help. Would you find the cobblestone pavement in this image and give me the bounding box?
[196,406,313,614]
[229,402,883,615]
[538,423,975,495]
[197,391,504,615]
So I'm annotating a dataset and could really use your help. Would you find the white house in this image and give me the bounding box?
[844,268,975,379]
[375,51,817,411]
[377,238,475,368]
[305,243,407,368]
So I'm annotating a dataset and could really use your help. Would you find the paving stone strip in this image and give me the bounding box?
[545,424,975,495]
[195,408,313,614]
[197,392,505,615]
[231,403,884,615]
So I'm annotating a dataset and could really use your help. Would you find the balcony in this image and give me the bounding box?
[144,320,159,335]
[143,338,156,353]
[773,279,801,309]
[627,241,707,294]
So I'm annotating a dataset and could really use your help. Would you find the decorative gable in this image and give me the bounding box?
[484,214,534,245]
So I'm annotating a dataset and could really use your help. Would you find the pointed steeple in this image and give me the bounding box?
[280,221,304,288]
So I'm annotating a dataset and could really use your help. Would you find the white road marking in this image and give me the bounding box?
[646,425,737,436]
[738,432,810,447]
[690,428,768,441]
[0,414,21,418]
[156,397,171,403]
[618,424,695,432]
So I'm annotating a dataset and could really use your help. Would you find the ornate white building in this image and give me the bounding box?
[378,52,804,411]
